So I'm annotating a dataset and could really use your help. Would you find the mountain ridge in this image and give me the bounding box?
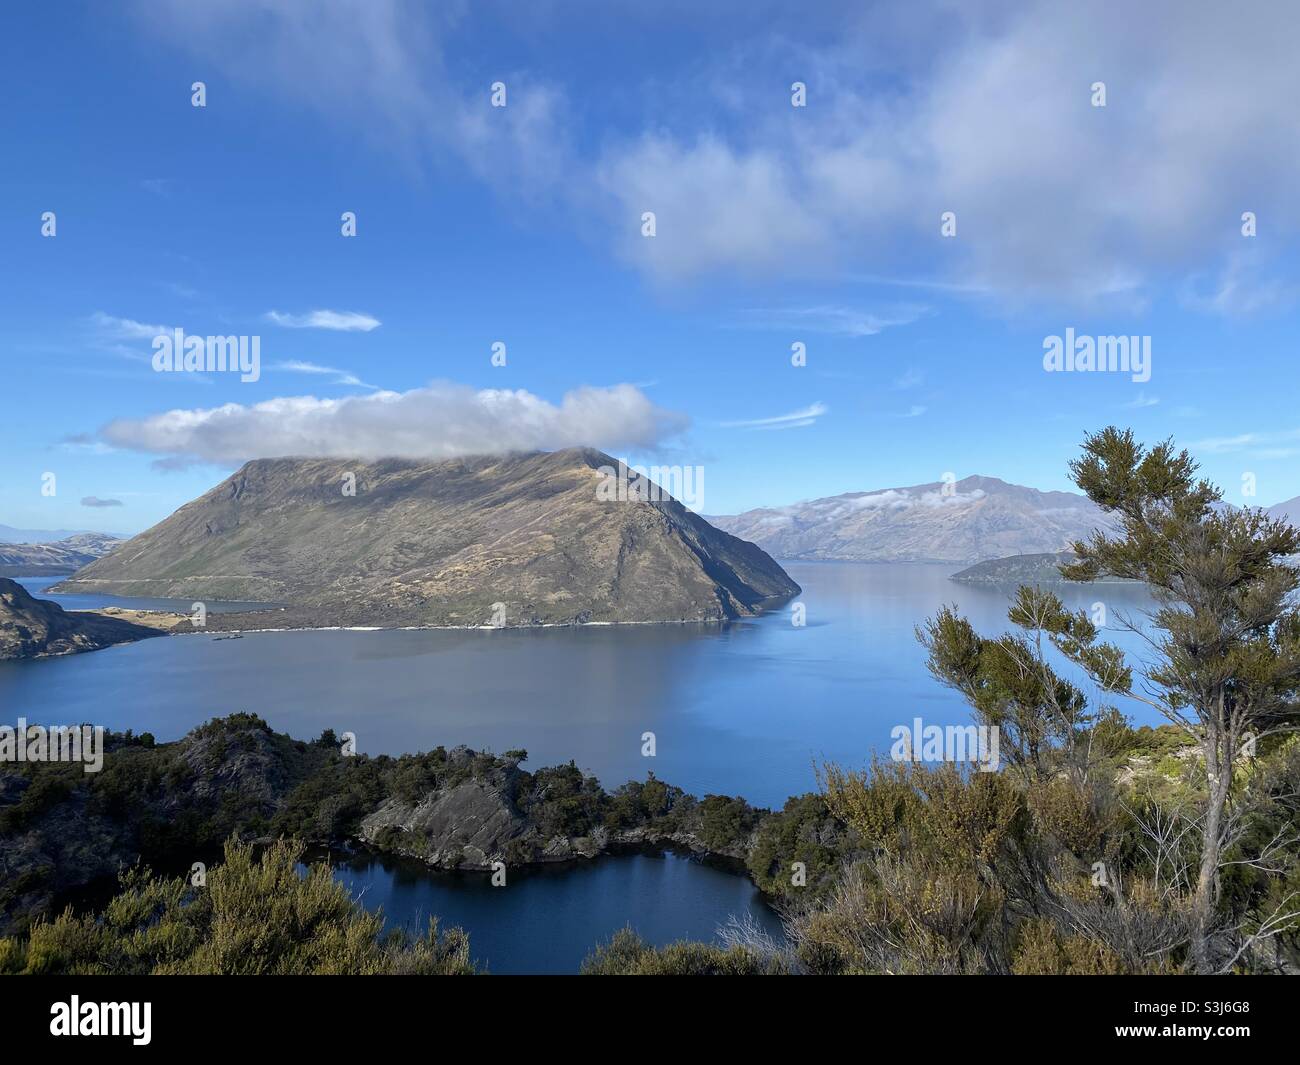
[1267,495,1300,529]
[0,533,124,576]
[710,474,1119,564]
[0,524,124,544]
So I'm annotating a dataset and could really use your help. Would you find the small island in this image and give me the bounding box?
[949,551,1138,585]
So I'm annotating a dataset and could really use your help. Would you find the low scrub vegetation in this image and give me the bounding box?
[0,839,473,975]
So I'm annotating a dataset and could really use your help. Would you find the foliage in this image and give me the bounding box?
[783,431,1300,975]
[746,792,858,900]
[1060,427,1300,972]
[581,927,788,975]
[0,839,474,975]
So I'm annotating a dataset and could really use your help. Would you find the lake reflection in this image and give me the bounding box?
[326,847,785,975]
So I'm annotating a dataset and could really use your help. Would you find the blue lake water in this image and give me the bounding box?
[1,563,1159,972]
[325,848,784,975]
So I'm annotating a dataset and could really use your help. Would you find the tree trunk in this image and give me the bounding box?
[1190,739,1230,973]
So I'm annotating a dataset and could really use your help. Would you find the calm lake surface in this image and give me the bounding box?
[324,848,783,975]
[1,563,1159,972]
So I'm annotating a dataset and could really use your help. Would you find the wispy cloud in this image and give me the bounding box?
[851,275,991,295]
[91,312,169,339]
[268,360,379,390]
[1190,428,1300,456]
[60,433,117,455]
[893,368,924,390]
[136,0,571,204]
[736,305,926,338]
[897,405,927,418]
[720,402,827,431]
[1181,250,1297,316]
[265,310,381,332]
[81,496,123,508]
[1122,392,1160,409]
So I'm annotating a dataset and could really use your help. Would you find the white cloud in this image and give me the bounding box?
[129,0,1300,305]
[99,382,689,465]
[1122,392,1160,409]
[589,2,1300,302]
[265,310,381,332]
[720,403,827,431]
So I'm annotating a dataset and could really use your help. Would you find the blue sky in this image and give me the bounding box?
[2,0,1298,535]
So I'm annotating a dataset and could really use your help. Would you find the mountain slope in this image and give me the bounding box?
[710,475,1116,563]
[0,533,123,576]
[53,449,799,627]
[1267,495,1300,530]
[0,577,165,660]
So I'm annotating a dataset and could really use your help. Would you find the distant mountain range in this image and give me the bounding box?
[0,524,118,544]
[54,449,799,628]
[0,533,124,576]
[710,475,1120,564]
[1267,495,1300,529]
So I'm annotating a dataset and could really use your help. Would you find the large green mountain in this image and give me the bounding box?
[53,448,799,628]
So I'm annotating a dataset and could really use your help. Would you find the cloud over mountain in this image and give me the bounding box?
[99,382,689,465]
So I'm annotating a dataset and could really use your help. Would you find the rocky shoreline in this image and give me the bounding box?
[0,714,844,935]
[0,577,173,661]
[4,586,794,659]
